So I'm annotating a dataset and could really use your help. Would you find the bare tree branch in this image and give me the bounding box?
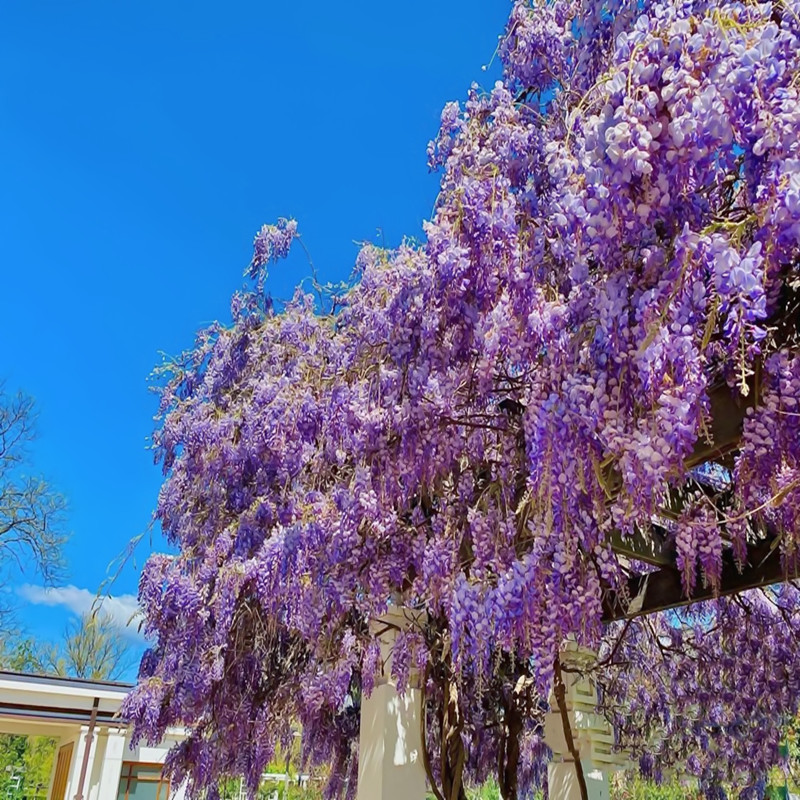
[0,385,66,589]
[34,614,132,681]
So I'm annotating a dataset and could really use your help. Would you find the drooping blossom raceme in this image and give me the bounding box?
[600,588,800,793]
[124,0,800,798]
[247,218,298,291]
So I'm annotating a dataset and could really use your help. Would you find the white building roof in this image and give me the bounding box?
[0,670,132,726]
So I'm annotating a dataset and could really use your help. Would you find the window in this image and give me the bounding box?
[116,763,171,800]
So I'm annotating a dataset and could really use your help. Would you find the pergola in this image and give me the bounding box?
[604,369,792,621]
[355,361,799,800]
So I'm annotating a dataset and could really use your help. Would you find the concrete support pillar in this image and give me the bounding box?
[547,761,610,800]
[66,725,99,800]
[544,644,626,800]
[95,729,126,800]
[356,607,427,800]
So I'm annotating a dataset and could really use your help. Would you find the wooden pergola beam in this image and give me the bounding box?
[602,535,794,622]
[608,527,674,567]
[606,376,759,577]
[605,378,755,489]
[685,374,757,470]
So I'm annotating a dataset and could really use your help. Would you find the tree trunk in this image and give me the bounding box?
[553,658,589,800]
[498,699,523,800]
[440,678,467,800]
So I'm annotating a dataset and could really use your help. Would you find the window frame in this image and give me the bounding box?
[117,761,172,800]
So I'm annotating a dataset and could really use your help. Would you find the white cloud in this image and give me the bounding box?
[18,584,146,643]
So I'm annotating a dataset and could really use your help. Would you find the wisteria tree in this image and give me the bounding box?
[124,0,800,798]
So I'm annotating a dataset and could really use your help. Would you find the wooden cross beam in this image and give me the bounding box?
[602,534,795,622]
[685,373,757,470]
[601,375,756,501]
[602,374,775,618]
[609,527,674,567]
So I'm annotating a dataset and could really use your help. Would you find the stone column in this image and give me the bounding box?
[543,644,627,800]
[95,729,126,800]
[355,607,427,800]
[65,724,99,800]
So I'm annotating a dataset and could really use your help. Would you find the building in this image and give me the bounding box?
[0,671,185,800]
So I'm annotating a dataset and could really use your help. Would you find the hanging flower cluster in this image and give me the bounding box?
[600,588,800,793]
[124,0,800,798]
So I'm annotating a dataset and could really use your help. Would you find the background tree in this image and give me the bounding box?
[0,638,40,673]
[0,387,66,592]
[0,734,29,798]
[32,614,131,681]
[0,734,56,800]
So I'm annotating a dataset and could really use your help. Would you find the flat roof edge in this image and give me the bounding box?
[0,670,133,692]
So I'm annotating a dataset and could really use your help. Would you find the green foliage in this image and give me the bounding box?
[1,615,131,681]
[429,778,540,800]
[20,737,56,799]
[466,778,501,799]
[36,614,131,680]
[0,735,28,797]
[259,779,323,800]
[218,775,323,800]
[0,735,56,800]
[0,639,40,673]
[612,772,701,800]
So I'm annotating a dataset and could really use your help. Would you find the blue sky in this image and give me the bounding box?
[0,0,509,674]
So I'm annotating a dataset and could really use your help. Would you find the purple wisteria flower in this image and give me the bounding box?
[124,0,800,797]
[247,217,298,288]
